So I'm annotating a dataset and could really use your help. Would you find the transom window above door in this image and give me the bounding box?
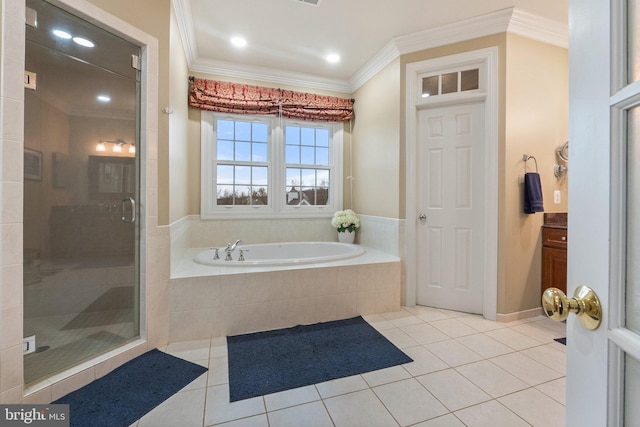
[421,68,480,98]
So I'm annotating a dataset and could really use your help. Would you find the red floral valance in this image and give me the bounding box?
[188,77,354,122]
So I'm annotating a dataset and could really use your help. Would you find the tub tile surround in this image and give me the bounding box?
[170,262,401,342]
[169,215,404,341]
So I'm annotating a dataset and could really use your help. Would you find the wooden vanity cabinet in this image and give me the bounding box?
[542,226,567,294]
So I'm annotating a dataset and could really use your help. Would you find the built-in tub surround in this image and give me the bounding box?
[169,254,401,341]
[169,215,403,341]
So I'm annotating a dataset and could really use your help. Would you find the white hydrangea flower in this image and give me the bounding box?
[331,209,360,233]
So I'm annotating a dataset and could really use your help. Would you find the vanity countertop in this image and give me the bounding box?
[542,212,567,229]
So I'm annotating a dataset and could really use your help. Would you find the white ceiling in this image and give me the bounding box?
[175,0,568,92]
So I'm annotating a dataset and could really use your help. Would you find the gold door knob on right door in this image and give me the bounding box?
[542,285,602,330]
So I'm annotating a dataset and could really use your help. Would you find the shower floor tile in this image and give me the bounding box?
[127,308,566,426]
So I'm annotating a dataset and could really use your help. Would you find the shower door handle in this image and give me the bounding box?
[121,197,136,223]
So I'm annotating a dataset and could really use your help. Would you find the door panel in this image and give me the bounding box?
[416,102,484,314]
[567,0,640,425]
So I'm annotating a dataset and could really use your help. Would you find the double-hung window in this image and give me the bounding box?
[201,111,343,218]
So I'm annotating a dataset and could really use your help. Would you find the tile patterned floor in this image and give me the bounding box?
[132,306,566,427]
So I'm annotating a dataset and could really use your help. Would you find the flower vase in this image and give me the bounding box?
[338,230,355,243]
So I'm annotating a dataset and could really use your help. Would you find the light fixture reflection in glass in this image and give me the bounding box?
[73,36,94,47]
[52,29,72,39]
[96,141,106,152]
[97,95,111,103]
[129,144,136,154]
[112,143,123,153]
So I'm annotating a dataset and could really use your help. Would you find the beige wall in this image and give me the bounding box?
[351,59,401,218]
[502,34,569,313]
[168,5,191,223]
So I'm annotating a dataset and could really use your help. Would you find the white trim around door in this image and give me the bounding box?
[405,47,498,320]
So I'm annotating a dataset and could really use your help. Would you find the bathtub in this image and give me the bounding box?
[194,241,365,267]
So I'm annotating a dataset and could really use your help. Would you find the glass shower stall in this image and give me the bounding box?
[23,0,141,385]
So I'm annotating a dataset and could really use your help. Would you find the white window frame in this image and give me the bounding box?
[200,111,343,219]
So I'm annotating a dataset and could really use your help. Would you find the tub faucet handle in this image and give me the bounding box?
[238,249,249,261]
[212,248,220,260]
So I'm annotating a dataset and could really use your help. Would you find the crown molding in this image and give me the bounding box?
[175,5,567,94]
[349,40,400,93]
[172,0,199,69]
[508,8,568,48]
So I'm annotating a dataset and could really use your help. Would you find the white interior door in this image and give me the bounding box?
[416,102,484,314]
[563,0,640,425]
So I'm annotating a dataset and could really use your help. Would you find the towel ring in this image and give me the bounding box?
[523,154,538,173]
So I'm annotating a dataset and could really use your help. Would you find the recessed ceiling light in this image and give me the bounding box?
[52,29,72,39]
[230,36,247,48]
[326,53,340,64]
[73,36,94,48]
[97,95,111,103]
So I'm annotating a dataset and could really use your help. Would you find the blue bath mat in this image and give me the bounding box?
[53,349,207,427]
[227,316,413,401]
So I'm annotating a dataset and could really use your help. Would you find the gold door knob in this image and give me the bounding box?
[542,285,602,330]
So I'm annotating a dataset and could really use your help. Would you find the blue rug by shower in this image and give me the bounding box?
[227,316,413,401]
[53,349,207,427]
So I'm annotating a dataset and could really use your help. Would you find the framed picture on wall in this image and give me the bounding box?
[24,148,42,181]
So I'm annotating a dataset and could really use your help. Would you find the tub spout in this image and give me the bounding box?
[224,240,242,261]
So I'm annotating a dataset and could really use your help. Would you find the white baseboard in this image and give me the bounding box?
[496,307,544,323]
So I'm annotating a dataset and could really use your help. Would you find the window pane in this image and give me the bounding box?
[626,354,640,424]
[252,142,267,162]
[251,186,268,205]
[301,146,315,164]
[630,0,640,83]
[301,187,316,204]
[252,166,268,185]
[235,121,251,141]
[442,72,458,94]
[217,165,233,184]
[316,129,329,147]
[316,147,329,166]
[422,75,439,97]
[301,169,316,186]
[286,146,300,164]
[286,126,300,145]
[217,140,234,161]
[252,122,268,142]
[317,169,329,186]
[235,142,251,161]
[627,106,640,333]
[235,166,251,185]
[235,187,250,205]
[217,185,233,205]
[301,127,315,145]
[217,120,234,139]
[286,168,301,186]
[461,69,479,91]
